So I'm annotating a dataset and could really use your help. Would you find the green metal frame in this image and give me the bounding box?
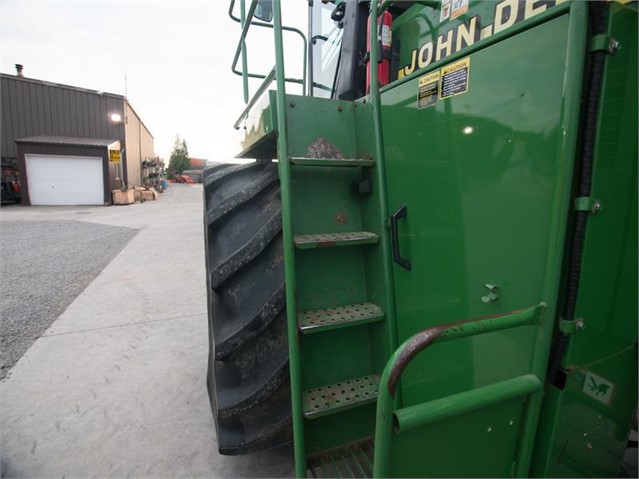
[229,0,307,103]
[373,304,546,477]
[270,1,306,475]
[272,0,401,475]
[233,66,275,129]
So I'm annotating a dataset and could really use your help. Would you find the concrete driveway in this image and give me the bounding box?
[0,184,295,477]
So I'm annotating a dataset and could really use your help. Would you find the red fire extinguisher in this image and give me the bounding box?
[366,11,392,93]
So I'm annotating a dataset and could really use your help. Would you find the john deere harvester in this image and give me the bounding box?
[204,0,637,476]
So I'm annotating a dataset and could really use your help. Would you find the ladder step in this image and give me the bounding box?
[303,375,380,419]
[294,232,379,249]
[291,157,374,167]
[299,303,384,334]
[307,438,375,478]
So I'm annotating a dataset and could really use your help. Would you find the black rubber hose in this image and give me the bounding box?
[547,1,608,386]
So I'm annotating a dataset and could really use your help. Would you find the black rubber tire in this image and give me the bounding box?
[203,161,292,455]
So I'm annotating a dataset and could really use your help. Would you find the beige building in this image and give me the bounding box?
[124,101,155,188]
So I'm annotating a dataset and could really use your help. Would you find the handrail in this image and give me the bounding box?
[229,0,307,102]
[372,303,546,477]
[239,0,249,103]
[385,304,545,396]
[270,1,306,476]
[394,374,541,432]
[379,0,439,14]
[234,66,276,129]
[311,34,328,44]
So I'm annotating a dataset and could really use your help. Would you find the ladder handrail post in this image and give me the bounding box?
[272,1,306,477]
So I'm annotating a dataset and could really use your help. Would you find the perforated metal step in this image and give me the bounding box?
[291,157,375,167]
[307,438,375,478]
[299,303,384,334]
[303,375,380,419]
[294,232,379,249]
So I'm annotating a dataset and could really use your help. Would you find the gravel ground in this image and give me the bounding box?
[0,220,139,379]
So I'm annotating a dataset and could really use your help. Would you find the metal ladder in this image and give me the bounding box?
[269,1,397,475]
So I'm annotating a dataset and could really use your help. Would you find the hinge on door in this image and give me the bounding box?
[590,34,620,54]
[558,317,585,335]
[574,197,602,214]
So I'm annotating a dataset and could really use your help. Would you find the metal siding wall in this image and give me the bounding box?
[87,93,96,136]
[124,102,140,186]
[1,82,12,158]
[0,75,126,160]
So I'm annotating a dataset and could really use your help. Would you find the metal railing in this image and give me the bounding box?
[373,303,547,477]
[233,66,275,130]
[229,0,307,105]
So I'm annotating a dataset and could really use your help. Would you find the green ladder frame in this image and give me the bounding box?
[270,0,398,475]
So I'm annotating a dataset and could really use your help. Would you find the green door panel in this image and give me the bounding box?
[382,15,571,406]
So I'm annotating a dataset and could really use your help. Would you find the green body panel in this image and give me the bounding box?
[376,4,595,475]
[536,346,637,477]
[391,397,528,477]
[383,14,571,402]
[391,0,568,83]
[564,4,638,369]
[532,4,638,477]
[236,90,277,159]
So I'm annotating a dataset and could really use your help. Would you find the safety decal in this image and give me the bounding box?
[583,371,615,405]
[440,0,451,21]
[416,57,470,108]
[417,71,440,109]
[451,0,469,20]
[440,57,470,99]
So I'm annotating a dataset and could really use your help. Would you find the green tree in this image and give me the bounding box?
[167,135,190,176]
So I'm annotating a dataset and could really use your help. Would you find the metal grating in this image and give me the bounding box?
[307,438,375,478]
[294,232,379,249]
[299,303,384,334]
[291,157,375,167]
[303,375,380,419]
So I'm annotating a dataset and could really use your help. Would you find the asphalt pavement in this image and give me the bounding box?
[0,184,295,477]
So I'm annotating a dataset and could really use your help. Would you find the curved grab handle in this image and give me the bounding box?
[390,204,412,271]
[373,303,546,477]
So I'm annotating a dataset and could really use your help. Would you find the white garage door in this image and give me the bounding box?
[25,154,104,206]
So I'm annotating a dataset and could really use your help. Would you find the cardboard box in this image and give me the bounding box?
[112,189,135,205]
[140,190,156,202]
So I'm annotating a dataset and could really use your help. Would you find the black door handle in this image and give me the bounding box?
[390,204,411,271]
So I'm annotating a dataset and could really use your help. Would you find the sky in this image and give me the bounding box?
[0,0,308,162]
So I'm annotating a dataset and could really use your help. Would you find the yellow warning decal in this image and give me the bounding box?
[109,149,121,163]
[417,71,440,109]
[440,57,470,99]
[416,57,470,108]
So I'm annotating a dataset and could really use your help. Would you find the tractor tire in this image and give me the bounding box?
[203,161,292,455]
